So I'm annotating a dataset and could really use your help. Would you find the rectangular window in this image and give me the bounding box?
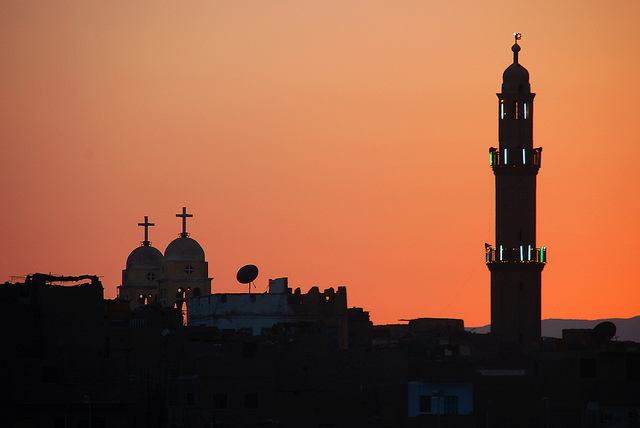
[522,148,526,164]
[419,395,432,413]
[186,392,197,407]
[444,396,459,415]
[627,360,640,381]
[524,102,529,119]
[513,101,519,119]
[500,100,505,119]
[581,358,597,378]
[212,393,228,409]
[244,393,259,409]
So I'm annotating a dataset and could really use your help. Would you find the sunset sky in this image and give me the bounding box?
[2,1,640,327]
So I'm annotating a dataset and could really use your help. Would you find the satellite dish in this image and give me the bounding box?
[237,264,258,293]
[591,321,616,343]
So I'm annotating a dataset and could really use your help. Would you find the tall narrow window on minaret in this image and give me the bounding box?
[513,101,519,119]
[523,102,529,119]
[500,100,505,119]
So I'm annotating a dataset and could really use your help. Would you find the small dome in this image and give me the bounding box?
[126,245,164,269]
[502,43,530,93]
[164,236,205,262]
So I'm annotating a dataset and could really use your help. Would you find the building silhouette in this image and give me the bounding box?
[4,37,640,428]
[486,34,546,346]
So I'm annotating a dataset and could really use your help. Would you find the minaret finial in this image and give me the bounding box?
[511,33,522,64]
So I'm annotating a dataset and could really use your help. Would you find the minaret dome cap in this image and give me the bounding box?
[502,41,530,94]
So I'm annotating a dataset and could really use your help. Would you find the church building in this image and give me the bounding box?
[118,207,212,312]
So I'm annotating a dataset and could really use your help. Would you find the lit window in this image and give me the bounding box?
[523,102,529,119]
[522,148,526,165]
[503,149,508,165]
[500,100,505,119]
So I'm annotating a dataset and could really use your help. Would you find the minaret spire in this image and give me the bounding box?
[512,33,522,63]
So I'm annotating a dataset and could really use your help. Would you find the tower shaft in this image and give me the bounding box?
[487,38,545,346]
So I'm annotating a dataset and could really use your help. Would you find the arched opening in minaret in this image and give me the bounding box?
[500,100,505,119]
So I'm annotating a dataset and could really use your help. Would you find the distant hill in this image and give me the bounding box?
[468,316,640,342]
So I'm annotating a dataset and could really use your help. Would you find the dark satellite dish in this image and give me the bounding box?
[591,321,616,343]
[237,264,258,293]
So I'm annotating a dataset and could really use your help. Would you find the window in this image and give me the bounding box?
[627,359,640,381]
[212,393,227,409]
[444,396,458,415]
[581,358,597,378]
[419,395,432,413]
[244,393,259,409]
[186,392,197,407]
[500,100,505,119]
[524,102,530,119]
[513,101,519,119]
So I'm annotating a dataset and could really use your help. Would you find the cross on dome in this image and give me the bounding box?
[176,206,193,237]
[138,216,155,246]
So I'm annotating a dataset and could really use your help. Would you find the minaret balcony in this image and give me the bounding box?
[486,245,547,264]
[489,147,542,169]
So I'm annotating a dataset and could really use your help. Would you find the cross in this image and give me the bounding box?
[176,206,193,237]
[138,216,155,246]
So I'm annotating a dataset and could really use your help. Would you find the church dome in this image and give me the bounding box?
[502,43,530,93]
[164,236,205,262]
[126,245,164,269]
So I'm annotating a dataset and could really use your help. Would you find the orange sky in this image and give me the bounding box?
[2,1,640,327]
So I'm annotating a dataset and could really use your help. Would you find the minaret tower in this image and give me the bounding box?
[486,34,546,345]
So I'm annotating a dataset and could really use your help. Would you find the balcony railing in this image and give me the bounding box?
[486,245,547,264]
[489,147,542,168]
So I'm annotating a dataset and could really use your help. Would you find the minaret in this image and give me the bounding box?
[486,34,546,345]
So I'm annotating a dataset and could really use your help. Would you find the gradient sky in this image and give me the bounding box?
[2,1,639,327]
